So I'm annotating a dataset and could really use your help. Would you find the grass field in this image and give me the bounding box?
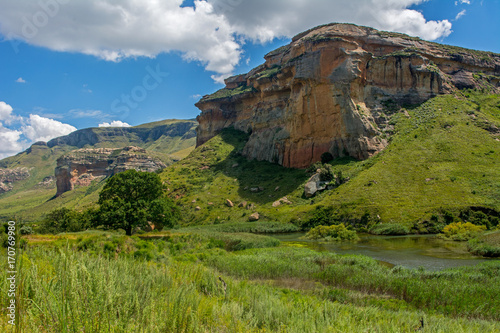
[1,231,499,332]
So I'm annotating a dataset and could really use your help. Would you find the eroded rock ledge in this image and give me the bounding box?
[55,146,166,196]
[196,23,500,168]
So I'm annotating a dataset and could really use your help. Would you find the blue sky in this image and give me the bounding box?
[0,0,498,158]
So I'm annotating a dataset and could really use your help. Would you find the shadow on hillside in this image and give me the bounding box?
[209,129,356,205]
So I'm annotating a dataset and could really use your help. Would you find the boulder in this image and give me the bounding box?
[304,173,321,198]
[249,212,260,221]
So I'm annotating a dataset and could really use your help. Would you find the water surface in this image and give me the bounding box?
[273,233,495,270]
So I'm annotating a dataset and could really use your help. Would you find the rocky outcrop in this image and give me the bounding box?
[196,23,500,168]
[55,146,167,196]
[0,168,30,193]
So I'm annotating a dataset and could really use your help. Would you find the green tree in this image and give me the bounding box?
[39,208,87,234]
[98,170,179,235]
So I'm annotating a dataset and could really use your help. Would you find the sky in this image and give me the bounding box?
[0,0,498,158]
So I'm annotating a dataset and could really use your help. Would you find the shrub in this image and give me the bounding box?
[305,224,358,241]
[369,223,410,235]
[20,225,34,235]
[306,161,323,174]
[467,239,500,257]
[319,164,335,182]
[440,222,486,241]
[38,208,89,234]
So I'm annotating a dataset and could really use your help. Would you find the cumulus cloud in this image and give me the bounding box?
[0,102,77,158]
[0,101,76,159]
[15,77,26,83]
[0,0,241,80]
[0,101,14,122]
[98,120,131,128]
[0,0,453,82]
[0,124,24,159]
[22,114,76,142]
[209,0,452,42]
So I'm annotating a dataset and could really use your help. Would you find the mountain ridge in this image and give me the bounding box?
[0,119,197,221]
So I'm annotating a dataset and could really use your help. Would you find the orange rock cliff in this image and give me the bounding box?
[195,23,500,168]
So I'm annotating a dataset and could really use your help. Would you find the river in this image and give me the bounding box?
[273,233,496,270]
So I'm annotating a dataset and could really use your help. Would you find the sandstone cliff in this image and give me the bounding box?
[55,146,166,196]
[0,167,30,193]
[196,23,500,168]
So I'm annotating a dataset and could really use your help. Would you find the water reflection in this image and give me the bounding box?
[273,233,495,270]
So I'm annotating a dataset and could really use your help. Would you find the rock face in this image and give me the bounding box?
[0,168,30,193]
[55,146,166,196]
[196,23,500,168]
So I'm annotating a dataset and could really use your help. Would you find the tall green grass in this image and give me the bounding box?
[1,245,499,332]
[206,247,500,320]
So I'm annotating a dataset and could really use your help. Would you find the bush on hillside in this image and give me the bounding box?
[369,223,410,235]
[439,222,486,241]
[38,208,91,234]
[305,224,358,241]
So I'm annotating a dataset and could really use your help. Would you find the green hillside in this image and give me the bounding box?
[0,119,197,222]
[161,91,500,231]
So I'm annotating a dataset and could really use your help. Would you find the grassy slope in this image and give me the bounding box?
[0,120,197,222]
[162,92,500,227]
[314,92,500,224]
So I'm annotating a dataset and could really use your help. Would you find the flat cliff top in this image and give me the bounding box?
[199,23,499,105]
[273,23,500,67]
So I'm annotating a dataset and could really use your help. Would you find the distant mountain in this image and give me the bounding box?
[0,119,197,221]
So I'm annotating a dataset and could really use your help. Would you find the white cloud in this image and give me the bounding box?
[0,101,14,122]
[455,9,467,20]
[98,120,131,128]
[0,101,78,158]
[69,109,105,119]
[0,0,453,82]
[15,77,26,83]
[0,124,25,159]
[22,114,76,142]
[0,0,241,80]
[455,0,471,4]
[209,0,452,43]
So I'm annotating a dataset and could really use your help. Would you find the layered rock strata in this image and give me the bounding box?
[196,23,500,168]
[55,146,166,196]
[0,167,30,193]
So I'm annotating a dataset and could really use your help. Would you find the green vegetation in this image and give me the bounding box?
[161,128,310,226]
[158,90,500,233]
[369,223,410,235]
[37,207,96,234]
[304,224,358,241]
[0,120,197,222]
[200,85,256,102]
[468,230,500,257]
[206,246,500,320]
[98,170,180,235]
[1,232,499,332]
[439,222,487,241]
